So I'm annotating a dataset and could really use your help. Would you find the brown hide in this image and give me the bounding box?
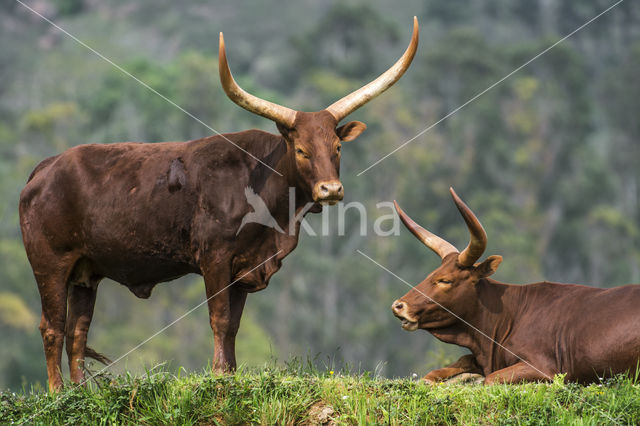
[392,189,640,384]
[21,19,419,391]
[21,117,354,392]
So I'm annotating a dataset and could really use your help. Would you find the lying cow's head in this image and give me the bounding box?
[218,18,418,204]
[391,188,503,331]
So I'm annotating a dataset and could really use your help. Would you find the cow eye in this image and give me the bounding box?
[296,148,309,158]
[336,145,341,153]
[437,279,452,285]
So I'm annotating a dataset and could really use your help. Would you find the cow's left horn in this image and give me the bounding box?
[394,200,458,259]
[325,16,419,123]
[450,188,487,267]
[219,33,297,128]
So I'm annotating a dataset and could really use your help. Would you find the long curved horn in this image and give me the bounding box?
[219,33,297,128]
[449,188,487,267]
[325,17,419,122]
[394,200,458,259]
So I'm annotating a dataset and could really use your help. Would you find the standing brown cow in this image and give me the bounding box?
[20,18,419,391]
[392,188,640,384]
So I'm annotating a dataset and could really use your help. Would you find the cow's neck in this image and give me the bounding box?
[430,278,524,372]
[225,139,318,289]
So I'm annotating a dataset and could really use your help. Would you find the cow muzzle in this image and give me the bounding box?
[313,180,344,205]
[391,299,419,331]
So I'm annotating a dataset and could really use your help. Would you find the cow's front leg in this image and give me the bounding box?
[485,362,553,384]
[215,286,247,372]
[423,354,483,384]
[203,264,248,373]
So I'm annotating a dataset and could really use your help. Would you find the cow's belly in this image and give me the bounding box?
[85,254,200,298]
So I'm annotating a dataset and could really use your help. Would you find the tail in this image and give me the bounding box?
[84,346,112,365]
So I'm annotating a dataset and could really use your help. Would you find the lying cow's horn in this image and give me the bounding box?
[325,16,419,123]
[450,188,487,267]
[219,33,297,128]
[394,200,458,259]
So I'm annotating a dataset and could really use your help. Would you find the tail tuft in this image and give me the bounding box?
[85,346,112,365]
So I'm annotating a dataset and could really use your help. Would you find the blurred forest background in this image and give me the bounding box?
[2,0,640,391]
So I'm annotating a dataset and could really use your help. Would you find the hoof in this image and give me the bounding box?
[421,376,438,385]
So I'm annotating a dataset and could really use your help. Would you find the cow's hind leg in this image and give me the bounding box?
[35,265,74,392]
[485,362,554,384]
[65,281,99,384]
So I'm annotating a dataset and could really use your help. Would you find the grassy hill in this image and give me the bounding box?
[2,365,640,424]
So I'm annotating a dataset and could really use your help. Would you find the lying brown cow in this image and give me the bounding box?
[392,188,640,384]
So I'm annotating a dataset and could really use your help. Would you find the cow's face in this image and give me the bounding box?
[218,18,418,204]
[277,111,366,204]
[391,253,502,331]
[391,188,502,331]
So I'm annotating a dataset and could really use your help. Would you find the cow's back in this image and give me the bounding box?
[20,141,210,286]
[19,132,291,289]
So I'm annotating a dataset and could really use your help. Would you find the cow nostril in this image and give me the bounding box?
[394,302,404,311]
[315,181,343,200]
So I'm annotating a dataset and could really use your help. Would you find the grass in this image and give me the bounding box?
[3,363,640,425]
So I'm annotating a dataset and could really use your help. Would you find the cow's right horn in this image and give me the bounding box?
[450,188,488,267]
[394,200,458,259]
[219,33,297,129]
[325,17,419,122]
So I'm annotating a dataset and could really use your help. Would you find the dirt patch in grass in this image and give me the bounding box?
[305,401,335,425]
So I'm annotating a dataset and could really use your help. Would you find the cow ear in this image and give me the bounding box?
[475,255,502,278]
[336,121,366,142]
[276,122,294,140]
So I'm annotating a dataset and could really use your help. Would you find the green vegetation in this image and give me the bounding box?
[2,0,640,393]
[3,366,640,424]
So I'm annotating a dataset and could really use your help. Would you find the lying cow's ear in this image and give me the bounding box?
[336,121,367,142]
[475,255,502,278]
